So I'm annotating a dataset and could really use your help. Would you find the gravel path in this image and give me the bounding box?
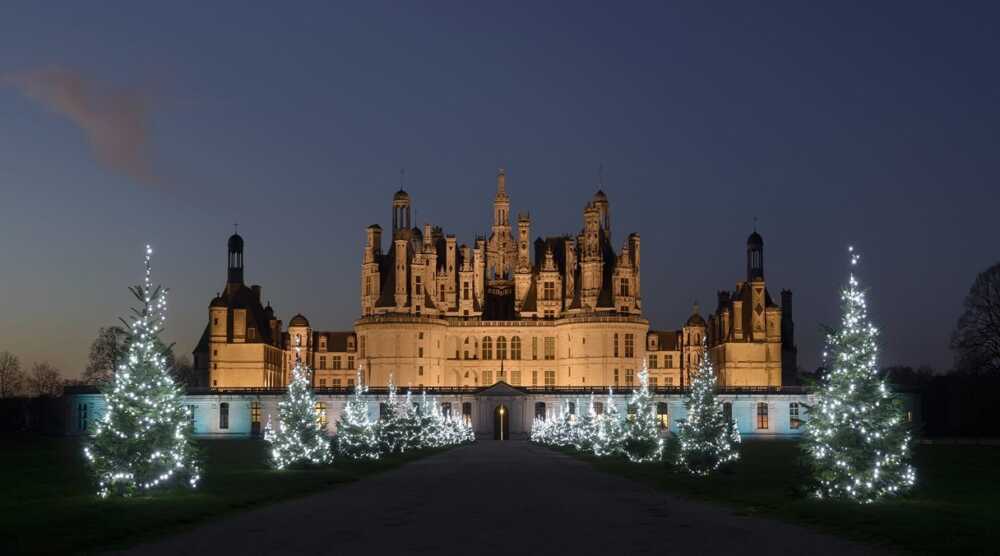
[118,440,889,555]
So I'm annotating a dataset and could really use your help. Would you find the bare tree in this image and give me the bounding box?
[952,262,1000,374]
[83,326,127,384]
[171,354,199,388]
[0,351,26,398]
[29,362,63,397]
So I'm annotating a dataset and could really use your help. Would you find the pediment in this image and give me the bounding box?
[476,381,527,397]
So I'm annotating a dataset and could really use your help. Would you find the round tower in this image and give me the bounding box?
[392,190,411,235]
[227,232,244,285]
[746,230,764,282]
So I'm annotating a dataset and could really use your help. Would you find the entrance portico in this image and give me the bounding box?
[474,382,528,440]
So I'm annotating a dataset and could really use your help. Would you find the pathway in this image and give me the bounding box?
[119,441,888,555]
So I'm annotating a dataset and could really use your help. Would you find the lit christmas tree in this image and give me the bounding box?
[265,342,332,469]
[592,388,625,457]
[84,245,201,498]
[676,340,740,475]
[334,368,380,460]
[804,247,916,503]
[572,394,599,453]
[622,363,664,462]
[376,374,408,454]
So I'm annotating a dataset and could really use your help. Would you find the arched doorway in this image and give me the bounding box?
[493,404,510,440]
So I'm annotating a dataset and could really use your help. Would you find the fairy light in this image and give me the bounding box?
[622,362,665,462]
[804,246,916,503]
[334,367,381,460]
[675,338,741,476]
[264,339,333,469]
[84,245,201,497]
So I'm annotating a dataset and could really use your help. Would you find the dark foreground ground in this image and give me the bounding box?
[0,436,442,554]
[120,440,884,556]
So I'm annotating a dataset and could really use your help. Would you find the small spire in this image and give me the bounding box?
[598,162,604,188]
[753,216,758,232]
[233,222,238,234]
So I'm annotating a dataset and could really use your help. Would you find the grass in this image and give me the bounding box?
[557,440,1000,555]
[0,435,444,555]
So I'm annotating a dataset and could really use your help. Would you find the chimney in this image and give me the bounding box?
[252,285,262,302]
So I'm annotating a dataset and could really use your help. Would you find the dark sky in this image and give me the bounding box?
[1,2,997,378]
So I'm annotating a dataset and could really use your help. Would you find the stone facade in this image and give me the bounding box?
[193,170,796,390]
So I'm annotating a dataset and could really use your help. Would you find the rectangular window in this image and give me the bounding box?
[333,356,342,370]
[319,356,327,369]
[441,402,452,417]
[757,402,769,430]
[347,356,355,369]
[649,376,658,388]
[360,336,366,358]
[543,281,555,300]
[189,404,198,431]
[463,282,470,300]
[625,368,634,386]
[789,402,801,429]
[315,402,328,429]
[544,370,556,386]
[462,402,472,425]
[348,378,355,387]
[614,334,620,358]
[666,376,674,386]
[544,309,554,319]
[649,354,658,369]
[77,403,88,432]
[614,368,619,386]
[619,278,629,297]
[415,275,422,296]
[333,378,342,387]
[319,378,327,387]
[666,354,674,368]
[418,347,424,358]
[418,366,424,376]
[483,370,493,385]
[532,370,538,385]
[532,337,538,360]
[219,403,229,430]
[511,370,521,385]
[625,334,635,358]
[544,337,555,360]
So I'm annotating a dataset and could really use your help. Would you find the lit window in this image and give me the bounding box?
[619,278,629,297]
[462,402,472,425]
[543,282,555,300]
[319,378,327,387]
[511,370,521,385]
[482,337,493,360]
[483,370,493,384]
[347,356,354,369]
[666,354,674,368]
[532,370,538,385]
[649,354,658,369]
[757,402,769,429]
[656,402,669,430]
[333,356,342,370]
[511,336,521,360]
[315,401,328,429]
[319,356,327,369]
[333,378,341,387]
[544,370,555,387]
[625,368,634,386]
[625,334,635,358]
[497,336,507,360]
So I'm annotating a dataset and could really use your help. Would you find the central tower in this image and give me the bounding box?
[486,169,515,281]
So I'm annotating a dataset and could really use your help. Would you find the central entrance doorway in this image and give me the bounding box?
[493,404,510,440]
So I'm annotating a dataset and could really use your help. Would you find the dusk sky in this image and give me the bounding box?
[1,2,997,379]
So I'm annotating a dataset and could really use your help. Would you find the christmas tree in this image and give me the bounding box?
[622,363,664,462]
[593,388,625,457]
[376,375,408,454]
[676,340,740,475]
[804,247,916,503]
[265,343,332,469]
[334,368,380,460]
[84,245,201,498]
[572,394,599,453]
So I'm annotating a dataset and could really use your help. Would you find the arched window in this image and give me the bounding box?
[497,336,507,360]
[534,402,547,420]
[511,336,521,360]
[462,402,473,425]
[315,401,328,429]
[789,402,801,429]
[219,403,229,430]
[441,402,452,417]
[756,402,769,429]
[656,402,669,430]
[482,336,493,360]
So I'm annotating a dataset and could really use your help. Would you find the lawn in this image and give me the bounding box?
[0,435,443,555]
[561,440,1000,555]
